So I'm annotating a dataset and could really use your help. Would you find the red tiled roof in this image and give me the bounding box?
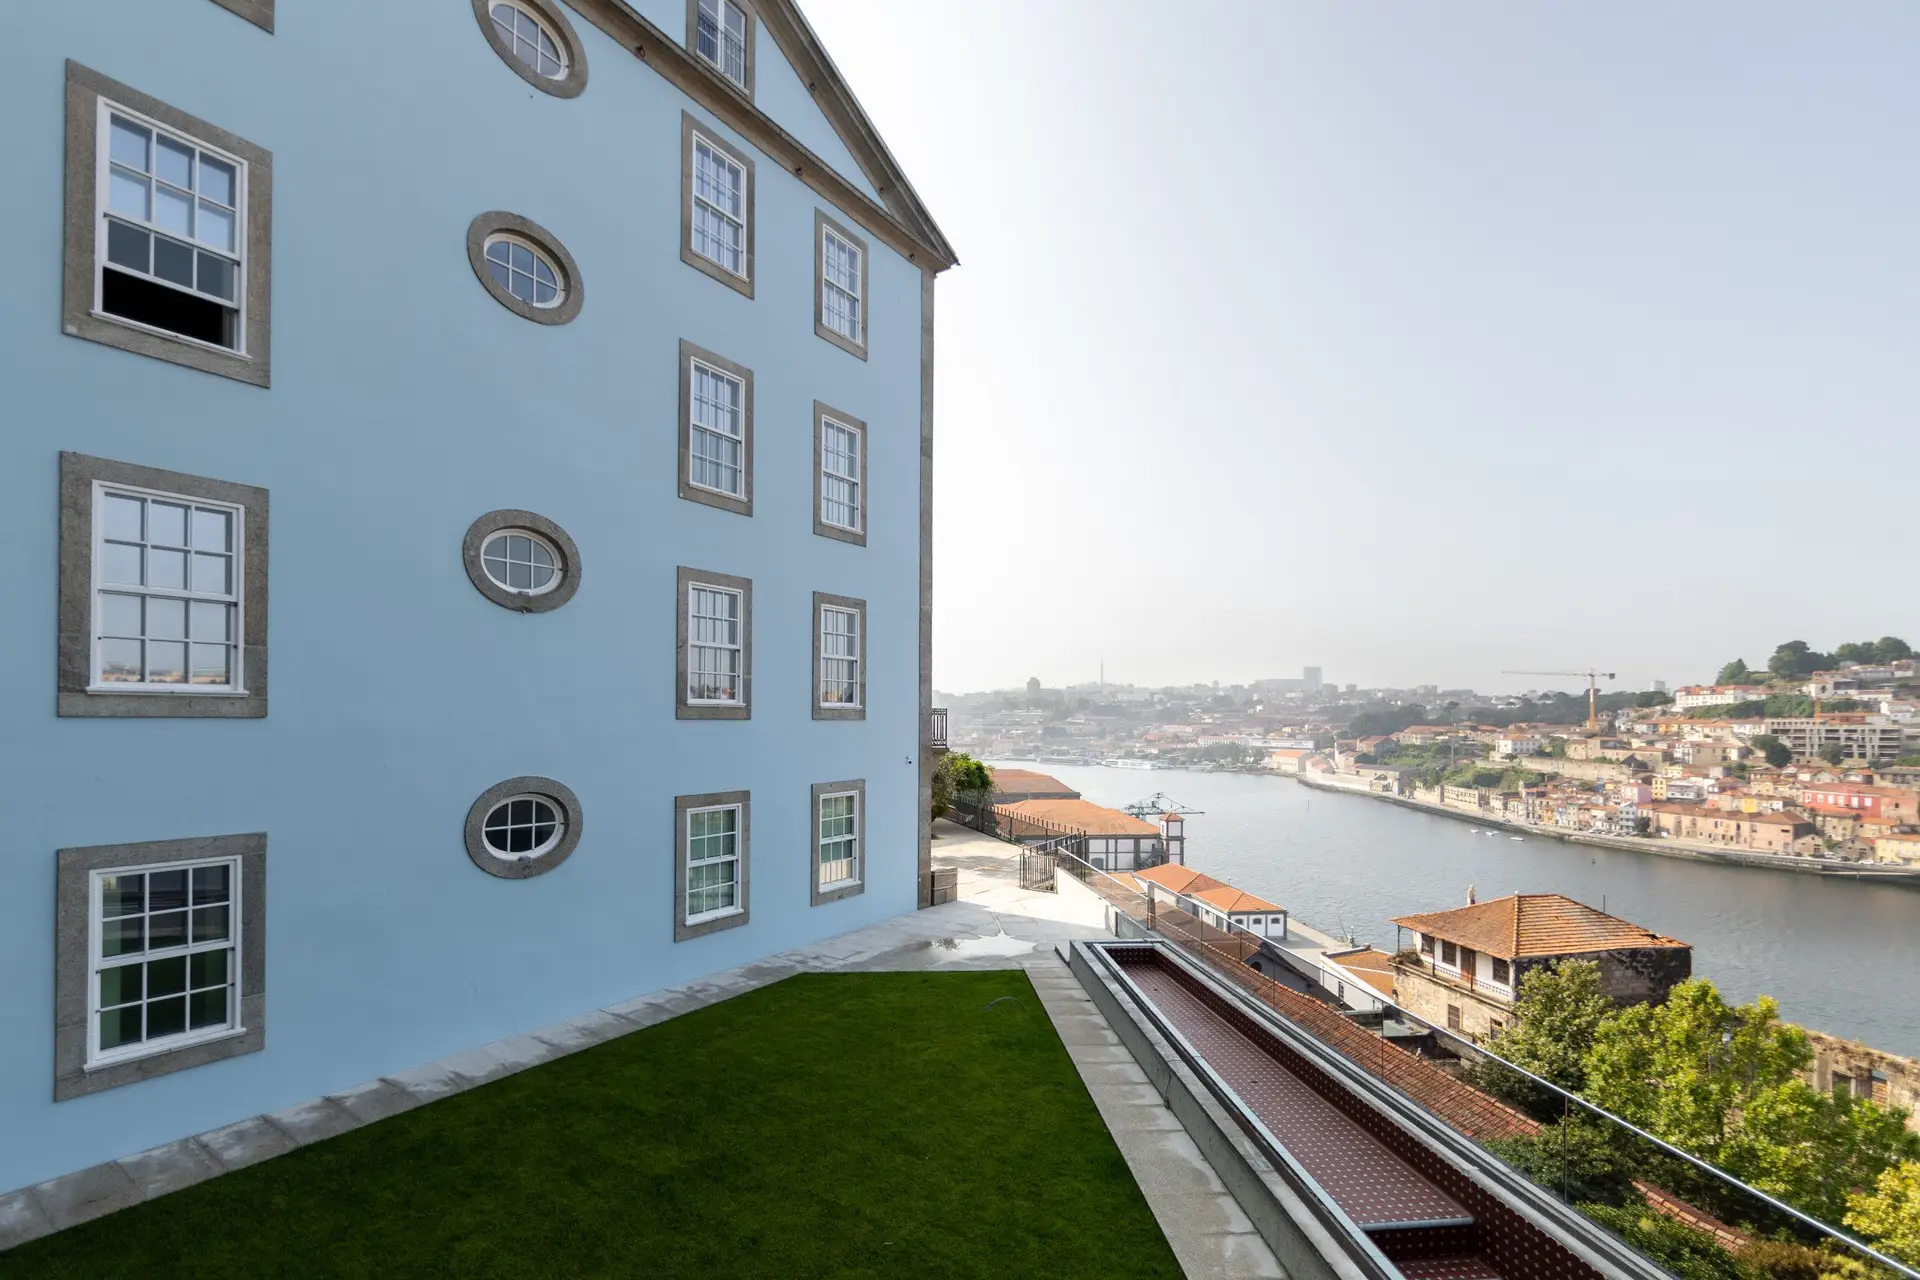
[987,768,1080,799]
[994,798,1157,836]
[1132,864,1227,895]
[1190,885,1283,914]
[1392,893,1689,960]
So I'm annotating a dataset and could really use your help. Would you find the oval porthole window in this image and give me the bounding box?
[466,213,584,325]
[490,1,568,79]
[482,527,562,596]
[465,776,583,879]
[471,0,588,98]
[463,509,582,613]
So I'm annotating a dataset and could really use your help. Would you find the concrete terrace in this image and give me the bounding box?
[0,819,1284,1279]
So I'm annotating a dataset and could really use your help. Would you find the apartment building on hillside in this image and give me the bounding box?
[2,0,954,1198]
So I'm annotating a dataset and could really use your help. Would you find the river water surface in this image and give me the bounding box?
[995,762,1920,1056]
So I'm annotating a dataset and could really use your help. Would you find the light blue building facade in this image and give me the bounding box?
[0,0,952,1195]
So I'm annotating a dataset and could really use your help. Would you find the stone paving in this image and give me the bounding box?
[1,820,1285,1277]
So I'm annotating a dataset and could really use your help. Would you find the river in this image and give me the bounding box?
[994,762,1920,1056]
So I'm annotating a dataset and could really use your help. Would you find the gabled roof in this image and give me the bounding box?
[1190,885,1282,915]
[1131,865,1226,895]
[1392,893,1688,960]
[987,768,1079,800]
[1326,947,1397,996]
[993,798,1157,837]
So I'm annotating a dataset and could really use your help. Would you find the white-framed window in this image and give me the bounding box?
[817,790,860,889]
[96,100,246,353]
[92,483,243,693]
[695,0,750,88]
[481,793,567,859]
[482,234,565,310]
[480,528,563,597]
[689,359,746,498]
[691,135,747,277]
[489,0,570,78]
[820,416,862,533]
[90,857,240,1068]
[821,225,862,344]
[819,605,860,708]
[688,584,744,704]
[685,803,742,922]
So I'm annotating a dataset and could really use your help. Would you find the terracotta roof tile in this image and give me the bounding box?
[994,798,1159,836]
[1190,885,1283,914]
[986,768,1080,800]
[1132,865,1227,895]
[1391,893,1688,960]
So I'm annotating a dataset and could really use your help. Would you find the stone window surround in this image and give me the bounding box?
[674,790,750,942]
[811,591,866,721]
[813,209,869,360]
[677,340,755,517]
[685,0,757,98]
[55,832,267,1102]
[471,0,589,98]
[208,0,274,32]
[680,112,756,299]
[461,509,582,613]
[63,61,275,389]
[464,212,585,326]
[677,566,753,720]
[812,401,867,546]
[463,776,584,880]
[810,779,866,906]
[58,452,270,719]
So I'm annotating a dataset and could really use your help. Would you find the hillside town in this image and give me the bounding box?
[946,641,1920,866]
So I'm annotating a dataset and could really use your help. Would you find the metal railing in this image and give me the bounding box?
[1039,844,1920,1280]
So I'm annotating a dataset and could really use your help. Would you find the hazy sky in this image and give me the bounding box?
[804,2,1920,695]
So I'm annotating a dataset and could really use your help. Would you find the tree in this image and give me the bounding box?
[1635,690,1675,708]
[1847,1160,1920,1268]
[1346,704,1427,738]
[1769,641,1831,682]
[1583,980,1918,1222]
[931,752,991,820]
[1750,735,1792,768]
[1716,659,1753,685]
[1876,636,1914,663]
[1485,959,1616,1094]
[1821,743,1847,766]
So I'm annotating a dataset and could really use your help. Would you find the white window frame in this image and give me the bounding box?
[687,582,745,706]
[86,856,244,1070]
[481,232,567,311]
[488,0,572,79]
[818,604,861,710]
[694,0,751,89]
[690,134,748,278]
[684,802,744,925]
[687,357,747,500]
[93,97,249,358]
[819,414,863,534]
[816,789,861,890]
[820,224,862,345]
[479,527,565,599]
[89,480,246,696]
[480,793,568,860]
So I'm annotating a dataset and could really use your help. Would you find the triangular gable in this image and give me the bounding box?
[752,24,883,204]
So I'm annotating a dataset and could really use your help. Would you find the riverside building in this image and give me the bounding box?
[2,0,953,1196]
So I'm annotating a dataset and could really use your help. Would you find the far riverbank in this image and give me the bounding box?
[1292,770,1920,886]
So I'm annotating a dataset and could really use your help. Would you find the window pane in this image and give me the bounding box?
[99,963,143,1008]
[190,644,230,686]
[148,910,188,950]
[148,502,188,546]
[148,955,187,997]
[198,202,234,253]
[100,593,142,637]
[146,641,187,684]
[109,169,151,220]
[200,156,235,207]
[147,548,187,590]
[192,903,231,944]
[149,871,187,913]
[102,915,144,958]
[146,596,186,639]
[154,184,193,237]
[153,236,196,288]
[196,251,236,302]
[103,542,143,586]
[99,638,142,683]
[99,1005,143,1051]
[146,996,187,1039]
[192,864,230,905]
[103,494,144,541]
[193,552,230,594]
[110,118,151,172]
[106,220,150,272]
[101,873,144,918]
[189,987,229,1030]
[190,948,228,988]
[191,601,231,643]
[155,136,193,189]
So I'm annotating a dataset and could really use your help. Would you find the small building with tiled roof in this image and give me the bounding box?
[1389,893,1692,1043]
[1127,865,1287,941]
[986,767,1080,803]
[991,798,1166,872]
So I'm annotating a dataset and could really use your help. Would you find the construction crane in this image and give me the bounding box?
[1122,792,1205,820]
[1501,669,1618,730]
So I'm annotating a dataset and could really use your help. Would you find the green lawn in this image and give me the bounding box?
[7,972,1181,1279]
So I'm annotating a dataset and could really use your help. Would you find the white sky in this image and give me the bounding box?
[803,1,1920,695]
